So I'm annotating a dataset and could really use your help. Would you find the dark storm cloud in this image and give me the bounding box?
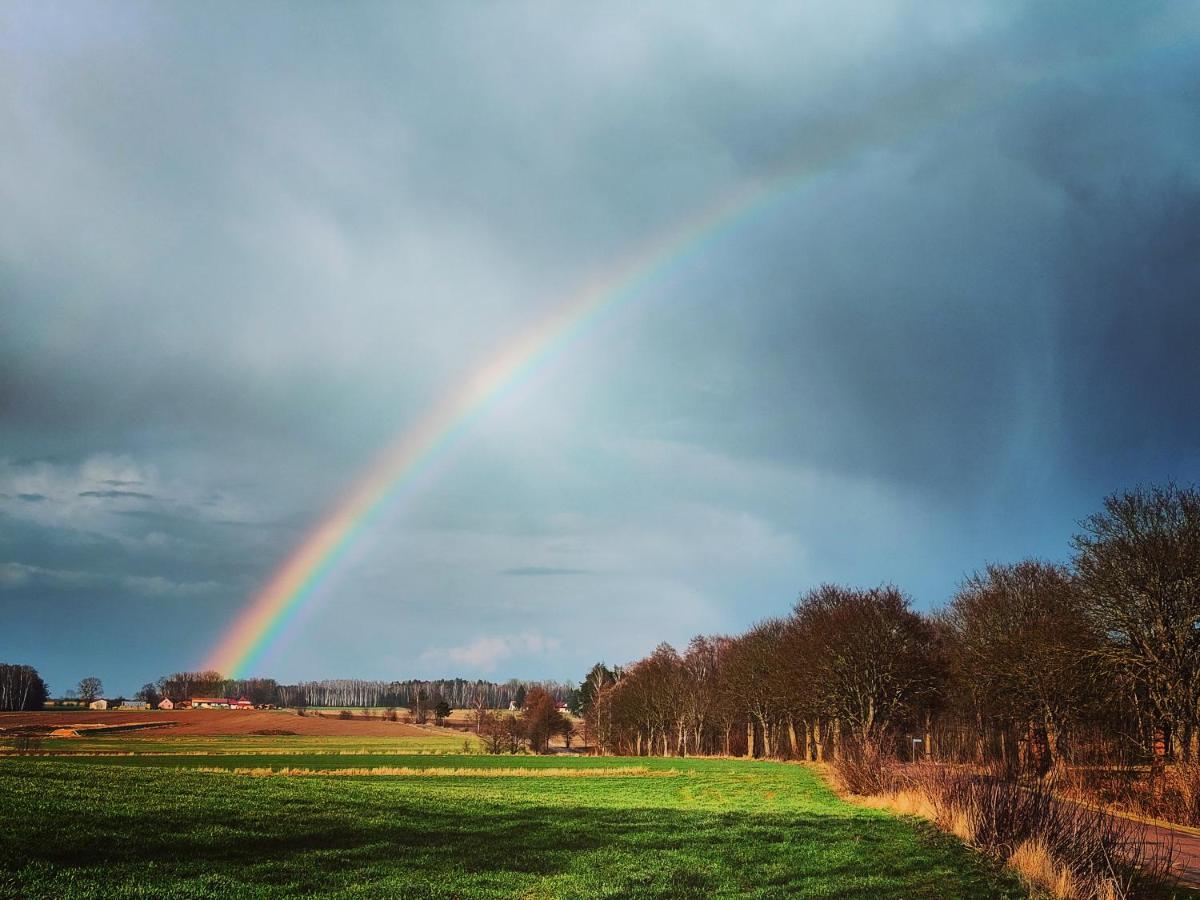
[1,1,1198,692]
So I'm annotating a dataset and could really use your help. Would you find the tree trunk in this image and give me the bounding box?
[1152,723,1168,785]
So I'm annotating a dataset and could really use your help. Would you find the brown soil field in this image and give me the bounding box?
[0,709,443,737]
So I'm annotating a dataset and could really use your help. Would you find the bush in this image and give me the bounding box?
[338,710,353,720]
[830,738,899,796]
[891,764,1166,899]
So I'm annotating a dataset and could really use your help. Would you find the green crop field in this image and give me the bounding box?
[0,739,1024,899]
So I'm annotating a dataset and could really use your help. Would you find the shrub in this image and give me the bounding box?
[890,764,1167,899]
[830,738,899,796]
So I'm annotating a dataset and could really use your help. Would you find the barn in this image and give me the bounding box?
[158,698,175,710]
[88,699,108,710]
[190,697,231,709]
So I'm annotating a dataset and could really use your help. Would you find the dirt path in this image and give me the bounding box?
[1113,812,1200,889]
[1056,794,1200,890]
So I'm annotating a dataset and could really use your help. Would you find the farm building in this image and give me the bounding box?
[190,697,230,709]
[188,696,255,710]
[119,701,150,710]
[88,699,108,710]
[158,698,174,710]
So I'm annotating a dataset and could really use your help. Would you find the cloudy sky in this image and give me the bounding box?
[3,2,1198,695]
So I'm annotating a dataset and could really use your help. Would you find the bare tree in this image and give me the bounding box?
[793,585,940,748]
[944,561,1102,775]
[1074,484,1200,767]
[76,676,103,702]
[520,686,567,754]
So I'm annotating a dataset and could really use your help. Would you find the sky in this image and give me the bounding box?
[2,2,1199,696]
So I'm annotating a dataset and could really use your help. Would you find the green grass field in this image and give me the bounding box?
[0,737,1024,898]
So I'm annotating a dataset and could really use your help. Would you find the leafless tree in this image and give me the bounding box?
[76,676,103,702]
[944,561,1103,775]
[1074,484,1200,767]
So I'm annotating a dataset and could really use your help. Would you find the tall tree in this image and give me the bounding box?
[944,561,1102,774]
[1073,484,1200,764]
[520,686,567,754]
[77,676,103,702]
[135,682,162,706]
[0,664,49,711]
[793,585,940,746]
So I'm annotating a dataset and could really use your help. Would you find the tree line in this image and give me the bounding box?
[577,484,1200,774]
[137,672,572,711]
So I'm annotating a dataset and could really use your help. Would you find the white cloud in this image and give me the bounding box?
[422,632,562,672]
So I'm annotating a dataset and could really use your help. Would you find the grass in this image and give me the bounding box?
[0,741,1026,898]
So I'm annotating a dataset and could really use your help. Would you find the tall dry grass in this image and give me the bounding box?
[1063,761,1200,829]
[831,746,1171,899]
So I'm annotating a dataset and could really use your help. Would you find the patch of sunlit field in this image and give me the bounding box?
[16,732,476,755]
[0,746,1024,898]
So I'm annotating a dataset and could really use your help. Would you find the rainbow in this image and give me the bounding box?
[203,54,1089,677]
[204,177,774,678]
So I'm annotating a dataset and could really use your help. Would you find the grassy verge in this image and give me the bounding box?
[828,751,1194,899]
[0,749,1024,898]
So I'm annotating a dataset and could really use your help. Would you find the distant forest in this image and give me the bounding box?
[135,673,575,712]
[0,666,575,714]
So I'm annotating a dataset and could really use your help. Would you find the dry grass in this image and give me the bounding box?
[832,751,1169,899]
[1062,761,1200,830]
[195,765,677,778]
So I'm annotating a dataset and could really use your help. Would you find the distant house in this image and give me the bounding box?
[158,698,175,710]
[190,697,231,709]
[89,699,108,710]
[119,701,150,710]
[231,697,253,710]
